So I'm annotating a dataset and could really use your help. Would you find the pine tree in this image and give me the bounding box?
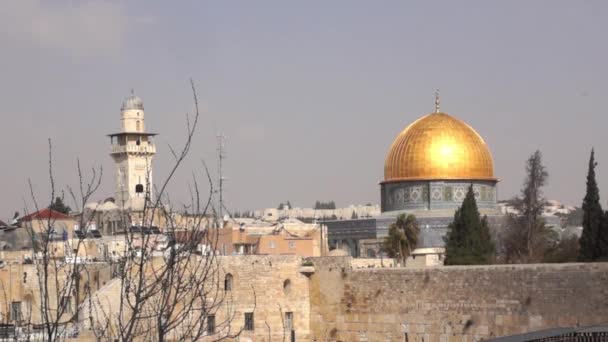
[48,196,71,215]
[444,185,495,265]
[579,149,603,261]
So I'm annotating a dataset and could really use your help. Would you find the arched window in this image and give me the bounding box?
[224,274,233,291]
[136,120,141,132]
[135,184,144,193]
[283,279,291,294]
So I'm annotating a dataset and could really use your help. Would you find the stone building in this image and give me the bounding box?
[0,257,113,332]
[213,219,326,257]
[325,96,506,260]
[79,255,313,341]
[108,91,157,211]
[255,205,380,222]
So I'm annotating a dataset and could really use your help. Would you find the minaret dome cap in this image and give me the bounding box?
[122,90,144,110]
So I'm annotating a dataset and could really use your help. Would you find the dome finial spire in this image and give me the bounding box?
[434,89,440,113]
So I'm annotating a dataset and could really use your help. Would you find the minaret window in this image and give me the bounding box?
[135,184,144,193]
[136,139,141,146]
[136,120,141,132]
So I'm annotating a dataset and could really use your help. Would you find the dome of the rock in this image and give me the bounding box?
[380,110,498,214]
[384,112,495,182]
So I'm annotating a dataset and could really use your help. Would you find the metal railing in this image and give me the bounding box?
[110,144,156,154]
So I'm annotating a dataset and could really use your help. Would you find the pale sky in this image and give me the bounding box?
[1,0,607,218]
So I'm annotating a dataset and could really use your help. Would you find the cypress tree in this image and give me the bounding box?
[596,211,608,261]
[444,185,495,265]
[579,149,603,261]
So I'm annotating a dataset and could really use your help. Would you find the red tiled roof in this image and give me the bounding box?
[20,208,72,221]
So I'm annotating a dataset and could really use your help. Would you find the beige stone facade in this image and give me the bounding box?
[1,252,607,341]
[308,257,608,342]
[80,255,312,341]
[0,260,113,327]
[214,220,325,257]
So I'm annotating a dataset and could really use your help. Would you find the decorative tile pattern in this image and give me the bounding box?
[444,186,453,202]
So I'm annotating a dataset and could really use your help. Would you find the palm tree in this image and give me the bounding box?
[383,214,420,265]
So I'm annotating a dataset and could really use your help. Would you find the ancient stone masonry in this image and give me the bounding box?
[218,255,312,342]
[79,255,312,342]
[308,257,608,342]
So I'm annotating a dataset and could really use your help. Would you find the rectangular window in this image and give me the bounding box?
[206,315,215,334]
[285,311,293,331]
[288,241,296,249]
[269,240,276,249]
[244,312,254,331]
[10,302,21,322]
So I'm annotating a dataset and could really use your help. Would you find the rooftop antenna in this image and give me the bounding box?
[216,133,227,220]
[434,89,440,113]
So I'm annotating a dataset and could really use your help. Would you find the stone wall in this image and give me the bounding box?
[308,257,608,342]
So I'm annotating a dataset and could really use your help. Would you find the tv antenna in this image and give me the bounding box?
[216,133,227,219]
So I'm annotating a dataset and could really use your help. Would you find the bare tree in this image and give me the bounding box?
[10,80,253,341]
[500,150,557,263]
[82,80,254,341]
[12,138,105,341]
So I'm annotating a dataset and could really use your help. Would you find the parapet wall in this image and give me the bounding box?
[309,257,608,342]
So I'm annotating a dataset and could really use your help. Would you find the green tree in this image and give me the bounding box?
[597,211,608,260]
[277,201,293,210]
[579,149,603,261]
[314,201,336,210]
[383,214,419,265]
[444,185,495,265]
[501,150,556,263]
[48,196,71,215]
[544,236,580,263]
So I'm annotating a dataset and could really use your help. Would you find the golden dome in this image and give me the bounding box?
[384,112,495,182]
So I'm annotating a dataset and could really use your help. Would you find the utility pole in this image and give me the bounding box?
[216,133,227,220]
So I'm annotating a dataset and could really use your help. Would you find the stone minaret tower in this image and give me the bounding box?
[108,91,157,209]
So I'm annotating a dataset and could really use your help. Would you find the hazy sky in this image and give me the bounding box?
[1,0,607,218]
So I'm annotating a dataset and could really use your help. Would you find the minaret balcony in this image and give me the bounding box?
[111,144,156,155]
